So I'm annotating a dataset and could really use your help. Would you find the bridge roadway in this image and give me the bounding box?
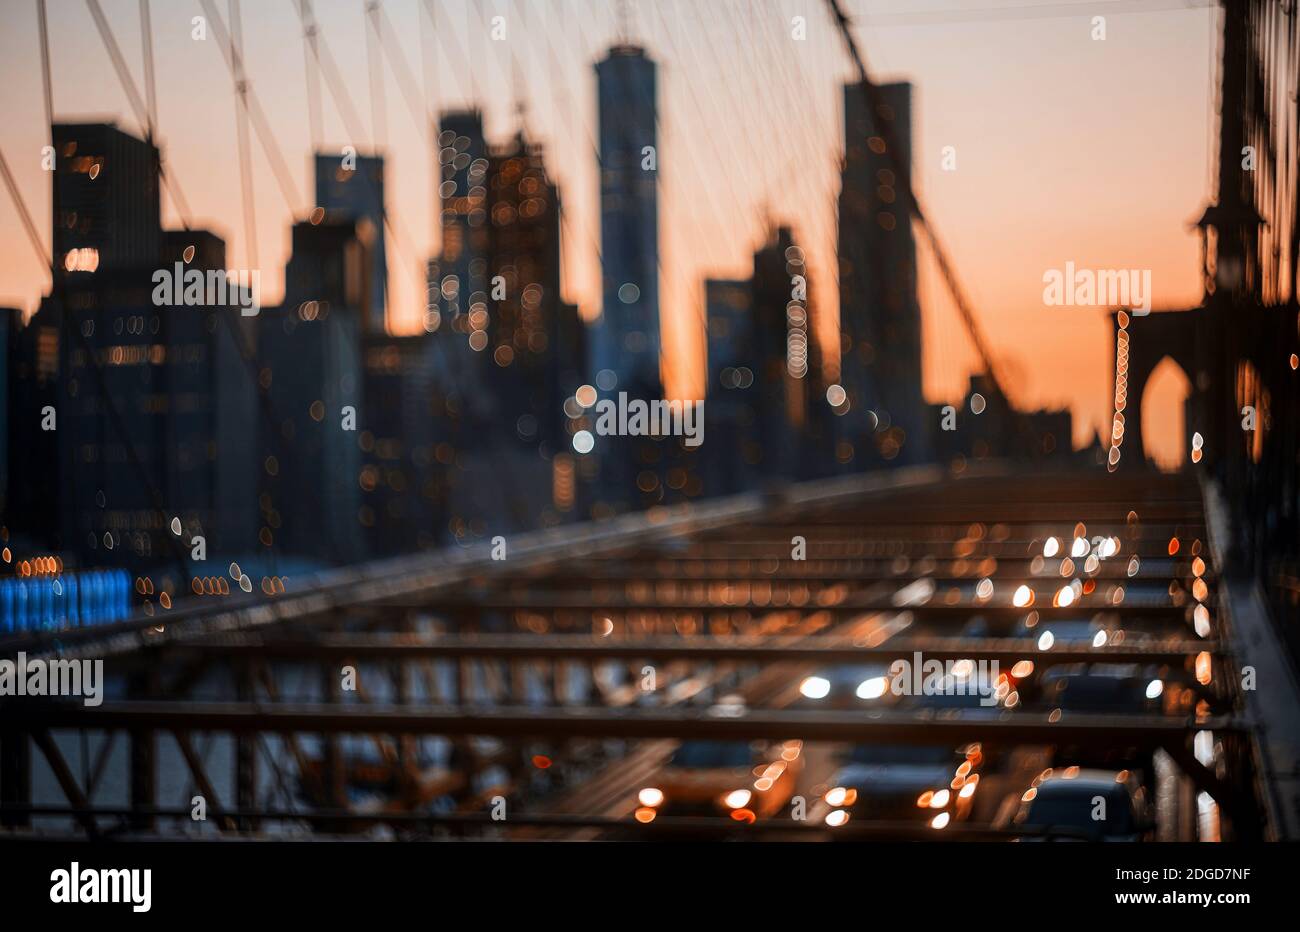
[2,464,1297,841]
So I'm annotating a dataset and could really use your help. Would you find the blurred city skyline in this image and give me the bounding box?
[4,0,1299,862]
[0,0,1218,462]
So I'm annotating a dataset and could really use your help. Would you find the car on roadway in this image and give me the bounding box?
[821,740,984,831]
[997,616,1174,708]
[798,660,1004,711]
[1030,662,1165,714]
[634,739,803,823]
[1002,767,1152,841]
[797,663,895,709]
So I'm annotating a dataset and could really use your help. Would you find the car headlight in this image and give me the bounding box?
[930,811,951,829]
[929,789,951,809]
[724,788,752,810]
[825,809,850,827]
[1146,678,1164,700]
[638,787,664,808]
[856,676,888,700]
[799,676,831,700]
[824,786,857,807]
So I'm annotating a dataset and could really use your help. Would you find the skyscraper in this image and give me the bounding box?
[486,131,569,454]
[48,234,257,570]
[430,111,490,357]
[703,279,757,496]
[360,333,439,556]
[837,82,929,467]
[159,230,258,558]
[0,307,19,523]
[425,115,586,536]
[5,303,59,548]
[593,44,661,400]
[426,110,491,444]
[258,215,370,566]
[25,124,258,571]
[315,152,387,334]
[752,226,800,478]
[52,123,161,278]
[751,226,834,481]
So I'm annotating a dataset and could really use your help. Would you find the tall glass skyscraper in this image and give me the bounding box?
[593,44,661,400]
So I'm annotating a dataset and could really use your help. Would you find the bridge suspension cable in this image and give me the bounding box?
[84,0,193,227]
[824,0,1013,408]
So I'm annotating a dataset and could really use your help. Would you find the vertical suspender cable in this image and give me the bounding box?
[229,0,259,270]
[139,0,159,139]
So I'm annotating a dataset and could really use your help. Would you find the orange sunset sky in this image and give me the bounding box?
[0,0,1219,466]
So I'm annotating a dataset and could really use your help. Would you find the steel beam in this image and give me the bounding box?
[30,729,96,836]
[172,633,1218,667]
[2,699,1242,748]
[389,592,1196,618]
[521,563,1217,583]
[171,729,234,832]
